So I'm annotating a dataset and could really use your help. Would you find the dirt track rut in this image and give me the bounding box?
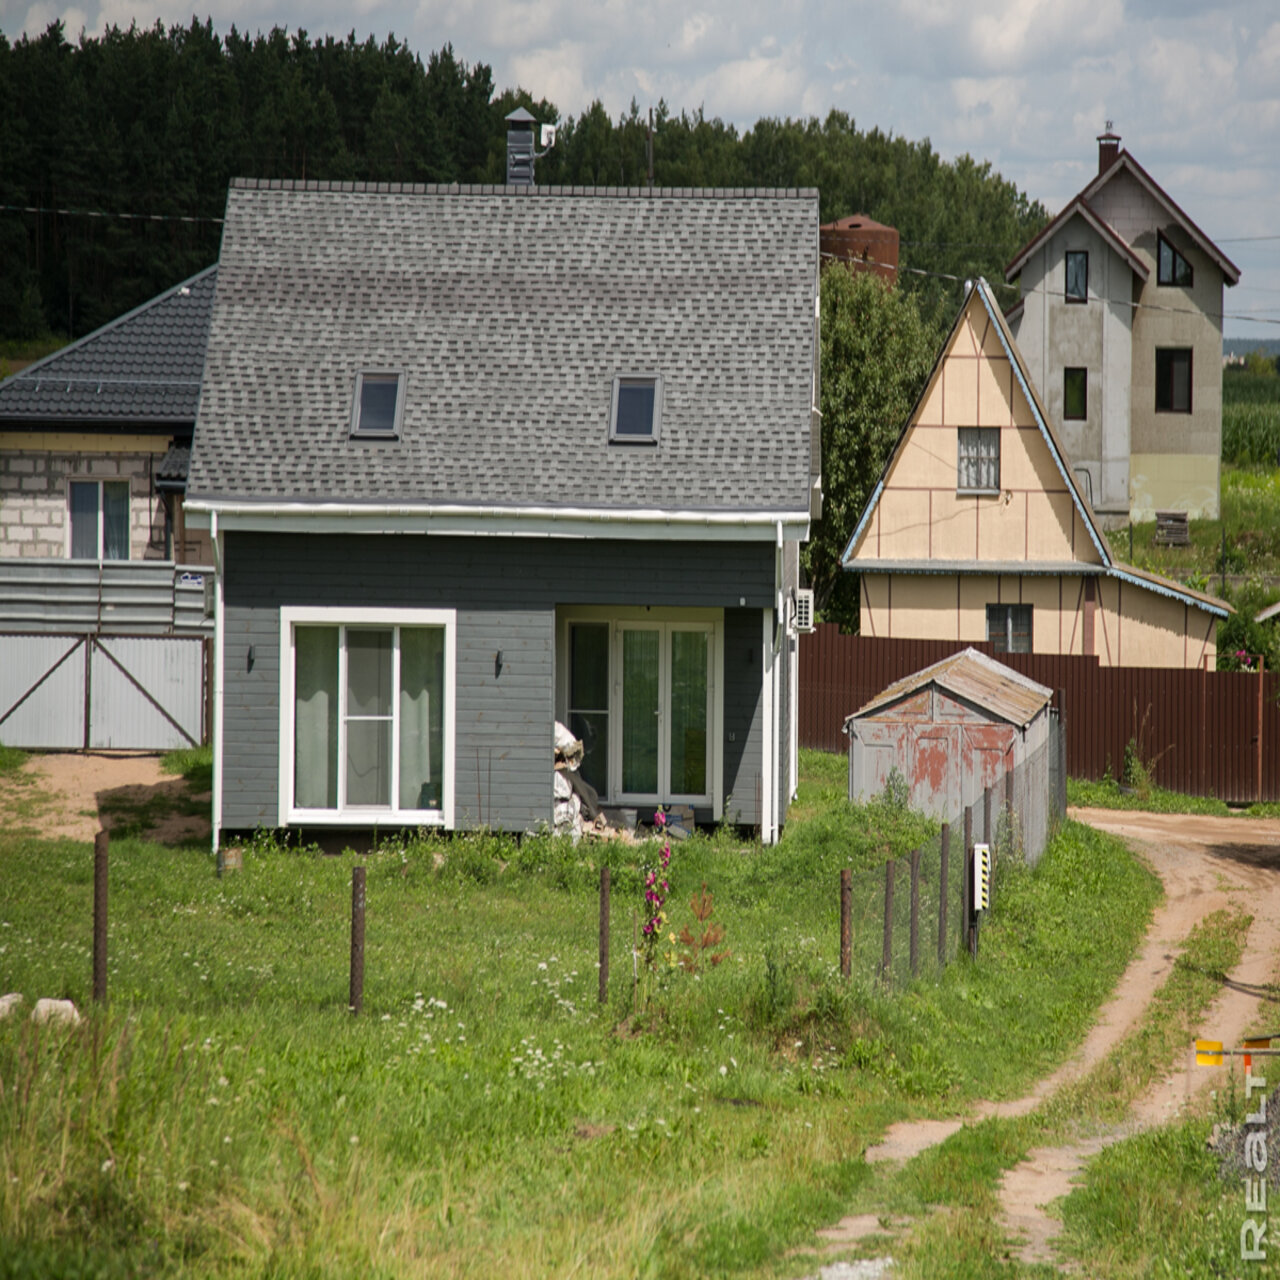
[823,808,1280,1270]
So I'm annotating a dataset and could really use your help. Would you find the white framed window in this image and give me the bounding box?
[279,606,456,826]
[958,427,1000,493]
[609,374,662,443]
[350,370,406,438]
[557,606,723,815]
[69,479,130,560]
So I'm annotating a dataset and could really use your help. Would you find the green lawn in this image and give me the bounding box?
[1105,463,1280,582]
[0,750,1162,1277]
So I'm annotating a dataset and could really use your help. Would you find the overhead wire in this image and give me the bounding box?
[818,248,1280,327]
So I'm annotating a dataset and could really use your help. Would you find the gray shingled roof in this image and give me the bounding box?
[188,180,818,512]
[0,266,216,427]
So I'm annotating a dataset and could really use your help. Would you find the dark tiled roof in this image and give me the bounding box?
[189,181,819,511]
[154,444,191,489]
[0,267,217,426]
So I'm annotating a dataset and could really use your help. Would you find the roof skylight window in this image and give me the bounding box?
[609,374,662,444]
[351,371,405,438]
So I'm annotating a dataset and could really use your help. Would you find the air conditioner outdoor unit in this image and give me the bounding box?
[794,588,815,633]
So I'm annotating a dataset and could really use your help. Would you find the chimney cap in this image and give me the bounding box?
[505,106,537,126]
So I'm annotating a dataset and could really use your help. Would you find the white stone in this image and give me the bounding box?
[32,998,81,1026]
[0,993,24,1020]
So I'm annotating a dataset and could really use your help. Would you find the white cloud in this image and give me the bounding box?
[3,0,1275,335]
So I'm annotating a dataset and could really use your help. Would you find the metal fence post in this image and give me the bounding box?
[962,805,973,954]
[939,823,949,967]
[598,866,610,1004]
[93,830,108,1005]
[840,868,852,978]
[1005,767,1014,852]
[349,865,366,1015]
[880,859,895,983]
[909,849,920,977]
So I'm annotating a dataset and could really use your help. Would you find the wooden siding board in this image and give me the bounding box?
[220,532,776,833]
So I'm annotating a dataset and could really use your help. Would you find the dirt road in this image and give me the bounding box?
[823,807,1280,1270]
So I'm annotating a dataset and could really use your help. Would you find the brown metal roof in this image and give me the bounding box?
[845,647,1054,728]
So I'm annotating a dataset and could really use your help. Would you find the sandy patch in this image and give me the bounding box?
[0,751,211,844]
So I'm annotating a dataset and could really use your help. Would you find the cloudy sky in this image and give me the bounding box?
[4,0,1278,340]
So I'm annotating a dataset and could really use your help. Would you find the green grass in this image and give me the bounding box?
[1106,464,1280,580]
[1058,1121,1241,1278]
[1069,776,1280,819]
[848,906,1251,1279]
[0,750,1162,1278]
[1067,776,1234,816]
[160,744,213,792]
[0,745,27,775]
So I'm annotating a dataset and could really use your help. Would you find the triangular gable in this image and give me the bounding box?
[1082,152,1240,285]
[1006,150,1240,288]
[1004,196,1149,283]
[841,278,1110,569]
[840,279,1233,620]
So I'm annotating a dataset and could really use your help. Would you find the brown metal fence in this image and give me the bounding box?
[800,626,1280,804]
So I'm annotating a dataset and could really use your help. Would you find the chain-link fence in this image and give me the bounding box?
[844,715,1066,987]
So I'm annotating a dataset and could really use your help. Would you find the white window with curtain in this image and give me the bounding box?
[279,607,455,826]
[69,479,130,559]
[957,427,1000,493]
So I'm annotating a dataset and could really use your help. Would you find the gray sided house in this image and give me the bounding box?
[1005,132,1240,526]
[187,179,822,848]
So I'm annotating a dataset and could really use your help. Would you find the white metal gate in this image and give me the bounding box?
[0,633,206,750]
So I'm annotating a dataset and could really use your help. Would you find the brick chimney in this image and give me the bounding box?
[1097,126,1120,176]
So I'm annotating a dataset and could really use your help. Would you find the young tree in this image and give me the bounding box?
[805,265,942,629]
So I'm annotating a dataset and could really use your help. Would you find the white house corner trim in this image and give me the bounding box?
[713,624,726,823]
[211,523,225,857]
[789,633,799,802]
[761,607,776,846]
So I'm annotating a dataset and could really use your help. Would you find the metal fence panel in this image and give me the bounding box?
[0,636,86,749]
[0,633,205,750]
[801,627,1280,803]
[89,636,204,750]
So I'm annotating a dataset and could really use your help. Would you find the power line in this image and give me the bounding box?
[0,203,223,225]
[820,248,1280,327]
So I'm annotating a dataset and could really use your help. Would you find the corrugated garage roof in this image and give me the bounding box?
[846,648,1054,728]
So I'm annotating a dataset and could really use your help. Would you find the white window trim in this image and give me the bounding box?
[350,370,406,438]
[956,426,1001,495]
[67,478,131,560]
[556,605,723,818]
[278,605,456,828]
[609,373,663,444]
